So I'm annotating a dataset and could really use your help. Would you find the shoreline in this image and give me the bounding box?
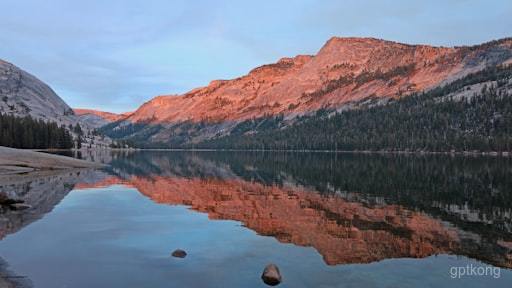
[45,147,512,157]
[0,146,105,176]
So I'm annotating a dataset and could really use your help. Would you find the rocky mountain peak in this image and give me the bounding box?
[0,59,75,122]
[247,54,313,76]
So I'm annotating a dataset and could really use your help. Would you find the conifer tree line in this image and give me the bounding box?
[196,64,512,152]
[0,113,74,149]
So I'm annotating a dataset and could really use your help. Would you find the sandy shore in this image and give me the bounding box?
[0,146,104,175]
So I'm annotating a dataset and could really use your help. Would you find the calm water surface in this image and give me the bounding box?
[0,151,511,287]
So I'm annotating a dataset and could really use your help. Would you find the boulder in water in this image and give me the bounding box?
[261,263,282,286]
[171,249,187,258]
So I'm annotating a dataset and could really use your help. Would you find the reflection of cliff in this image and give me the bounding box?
[0,168,109,287]
[78,172,505,268]
[105,151,512,230]
[132,176,462,265]
[68,149,512,268]
[0,169,107,240]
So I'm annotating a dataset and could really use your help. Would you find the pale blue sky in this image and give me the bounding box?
[0,0,510,113]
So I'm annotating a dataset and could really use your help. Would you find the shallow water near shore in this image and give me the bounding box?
[0,151,511,287]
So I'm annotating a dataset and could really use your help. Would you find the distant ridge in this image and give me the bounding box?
[74,108,131,128]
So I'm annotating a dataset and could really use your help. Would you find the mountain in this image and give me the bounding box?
[0,59,113,149]
[200,64,512,152]
[74,108,129,128]
[101,37,512,148]
[0,59,76,124]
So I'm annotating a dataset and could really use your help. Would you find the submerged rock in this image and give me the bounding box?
[171,249,187,258]
[9,203,32,211]
[261,264,282,286]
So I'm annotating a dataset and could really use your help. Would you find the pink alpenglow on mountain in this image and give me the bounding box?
[124,37,512,124]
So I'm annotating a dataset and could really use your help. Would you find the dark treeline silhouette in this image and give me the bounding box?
[196,64,512,152]
[0,113,74,149]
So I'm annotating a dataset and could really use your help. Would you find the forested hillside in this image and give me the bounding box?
[195,64,512,152]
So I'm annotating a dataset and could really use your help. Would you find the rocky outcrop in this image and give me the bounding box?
[0,59,75,124]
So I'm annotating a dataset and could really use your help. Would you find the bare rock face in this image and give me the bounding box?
[171,249,187,258]
[261,264,282,286]
[107,37,512,145]
[0,59,75,124]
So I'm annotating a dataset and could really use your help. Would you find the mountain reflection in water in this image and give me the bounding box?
[72,151,512,268]
[0,169,106,240]
[0,168,108,287]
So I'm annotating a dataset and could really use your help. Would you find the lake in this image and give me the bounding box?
[0,151,511,287]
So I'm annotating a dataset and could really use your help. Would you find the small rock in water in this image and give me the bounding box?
[9,203,32,211]
[261,263,282,286]
[171,249,187,258]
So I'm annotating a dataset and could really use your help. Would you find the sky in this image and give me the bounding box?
[0,0,511,113]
